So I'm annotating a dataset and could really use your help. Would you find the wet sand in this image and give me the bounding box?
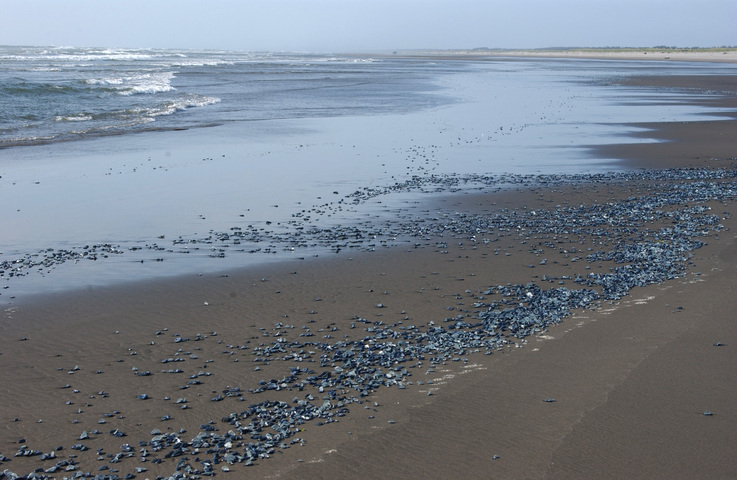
[478,49,737,64]
[393,49,737,64]
[1,71,736,479]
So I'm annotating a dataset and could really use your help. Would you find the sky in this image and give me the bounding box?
[1,0,735,52]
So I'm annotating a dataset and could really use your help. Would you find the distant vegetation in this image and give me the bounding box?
[469,46,737,53]
[558,46,737,53]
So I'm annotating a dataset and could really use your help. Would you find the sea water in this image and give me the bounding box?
[0,46,450,147]
[1,46,735,298]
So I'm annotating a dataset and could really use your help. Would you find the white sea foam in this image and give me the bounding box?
[320,56,378,63]
[8,52,155,64]
[86,71,176,95]
[146,94,221,117]
[54,114,92,122]
[67,117,155,136]
[171,59,236,67]
[1,133,57,145]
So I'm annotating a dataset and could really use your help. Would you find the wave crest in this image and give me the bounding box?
[147,94,221,117]
[86,71,176,95]
[54,114,92,122]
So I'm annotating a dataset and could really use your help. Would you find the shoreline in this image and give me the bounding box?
[1,69,736,479]
[3,54,735,303]
[489,49,737,64]
[386,48,737,64]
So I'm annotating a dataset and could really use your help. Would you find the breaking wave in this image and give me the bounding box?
[86,71,176,95]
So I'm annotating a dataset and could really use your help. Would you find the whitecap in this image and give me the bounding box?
[86,71,176,95]
[54,114,93,122]
[146,94,221,117]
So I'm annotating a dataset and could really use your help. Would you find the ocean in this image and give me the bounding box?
[0,46,451,148]
[1,46,735,298]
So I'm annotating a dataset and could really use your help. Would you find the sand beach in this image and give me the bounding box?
[1,57,735,480]
[493,49,737,64]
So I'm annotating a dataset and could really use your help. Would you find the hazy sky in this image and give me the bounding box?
[2,0,735,52]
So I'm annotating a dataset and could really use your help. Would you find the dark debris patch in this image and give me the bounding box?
[3,165,736,479]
